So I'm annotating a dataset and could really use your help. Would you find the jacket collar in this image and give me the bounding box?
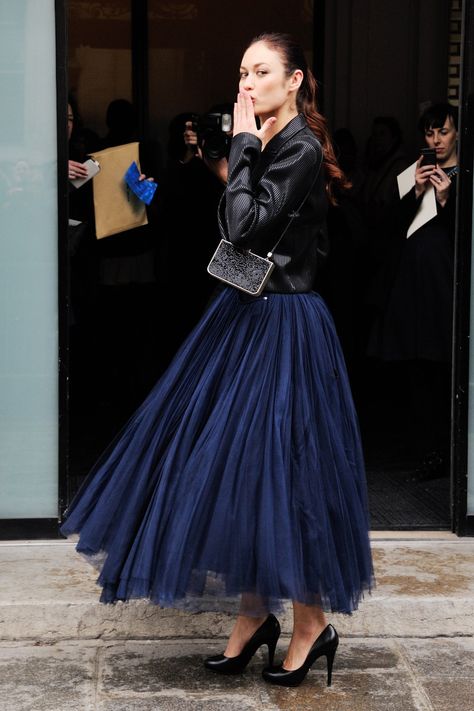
[250,114,307,183]
[262,113,308,156]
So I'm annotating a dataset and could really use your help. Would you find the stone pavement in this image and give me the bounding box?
[1,636,473,711]
[0,533,473,710]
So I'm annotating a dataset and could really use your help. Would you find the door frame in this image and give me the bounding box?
[2,0,473,539]
[0,0,69,539]
[452,0,474,536]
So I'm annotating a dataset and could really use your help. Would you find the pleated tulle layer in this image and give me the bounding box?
[62,287,374,615]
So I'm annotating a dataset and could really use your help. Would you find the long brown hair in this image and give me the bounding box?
[248,32,350,203]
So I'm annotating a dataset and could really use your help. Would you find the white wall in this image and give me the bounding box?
[0,0,59,517]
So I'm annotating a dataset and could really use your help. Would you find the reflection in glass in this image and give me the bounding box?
[0,0,58,517]
[469,186,474,515]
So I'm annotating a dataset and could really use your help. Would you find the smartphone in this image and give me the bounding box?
[70,158,100,188]
[420,148,437,167]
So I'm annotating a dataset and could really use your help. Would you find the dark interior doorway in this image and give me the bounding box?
[314,0,457,530]
[66,0,458,531]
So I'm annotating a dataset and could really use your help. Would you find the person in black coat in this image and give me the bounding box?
[94,99,164,407]
[67,95,100,412]
[369,103,458,476]
[159,111,227,357]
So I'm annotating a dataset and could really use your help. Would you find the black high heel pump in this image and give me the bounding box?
[262,623,339,687]
[204,614,281,675]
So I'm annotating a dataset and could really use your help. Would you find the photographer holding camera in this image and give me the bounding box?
[159,107,232,356]
[182,104,234,186]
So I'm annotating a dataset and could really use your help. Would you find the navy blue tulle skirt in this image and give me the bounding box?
[62,287,373,615]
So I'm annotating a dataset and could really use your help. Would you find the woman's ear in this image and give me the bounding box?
[289,69,304,93]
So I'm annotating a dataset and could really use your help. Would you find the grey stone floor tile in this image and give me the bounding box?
[262,671,422,711]
[98,696,263,710]
[101,641,265,695]
[100,640,418,711]
[400,637,474,678]
[422,679,473,711]
[331,639,401,670]
[0,644,96,711]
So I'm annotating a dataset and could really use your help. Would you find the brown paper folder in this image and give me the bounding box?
[89,142,148,239]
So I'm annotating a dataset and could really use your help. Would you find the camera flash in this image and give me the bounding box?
[222,114,232,132]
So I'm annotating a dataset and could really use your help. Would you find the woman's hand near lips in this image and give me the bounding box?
[232,90,276,143]
[414,157,452,207]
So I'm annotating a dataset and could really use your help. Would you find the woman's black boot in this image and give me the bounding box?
[204,614,281,675]
[262,623,339,687]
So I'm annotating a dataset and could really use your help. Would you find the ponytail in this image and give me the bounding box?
[297,67,351,203]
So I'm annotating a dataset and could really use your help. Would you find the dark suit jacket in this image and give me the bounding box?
[218,113,328,293]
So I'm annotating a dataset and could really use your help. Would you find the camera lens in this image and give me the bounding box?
[194,111,232,160]
[203,133,229,161]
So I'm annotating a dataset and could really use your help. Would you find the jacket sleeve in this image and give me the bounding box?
[223,131,322,249]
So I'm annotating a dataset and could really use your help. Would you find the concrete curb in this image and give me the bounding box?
[1,538,473,642]
[1,597,474,642]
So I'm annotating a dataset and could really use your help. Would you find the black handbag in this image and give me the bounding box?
[207,163,321,296]
[207,239,275,296]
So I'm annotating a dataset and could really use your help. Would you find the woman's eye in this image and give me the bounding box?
[257,71,268,76]
[239,72,248,79]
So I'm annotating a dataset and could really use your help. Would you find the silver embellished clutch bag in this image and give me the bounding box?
[207,240,275,296]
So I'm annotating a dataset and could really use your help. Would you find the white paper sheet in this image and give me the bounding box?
[397,161,417,198]
[397,160,437,238]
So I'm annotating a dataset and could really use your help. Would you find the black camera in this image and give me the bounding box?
[192,111,233,160]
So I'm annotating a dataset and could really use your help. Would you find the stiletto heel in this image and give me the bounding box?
[204,614,281,675]
[267,637,278,667]
[262,623,339,688]
[326,645,337,686]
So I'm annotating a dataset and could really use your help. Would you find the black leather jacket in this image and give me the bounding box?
[218,113,328,293]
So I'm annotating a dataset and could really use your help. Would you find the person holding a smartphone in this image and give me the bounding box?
[415,121,457,207]
[368,102,458,479]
